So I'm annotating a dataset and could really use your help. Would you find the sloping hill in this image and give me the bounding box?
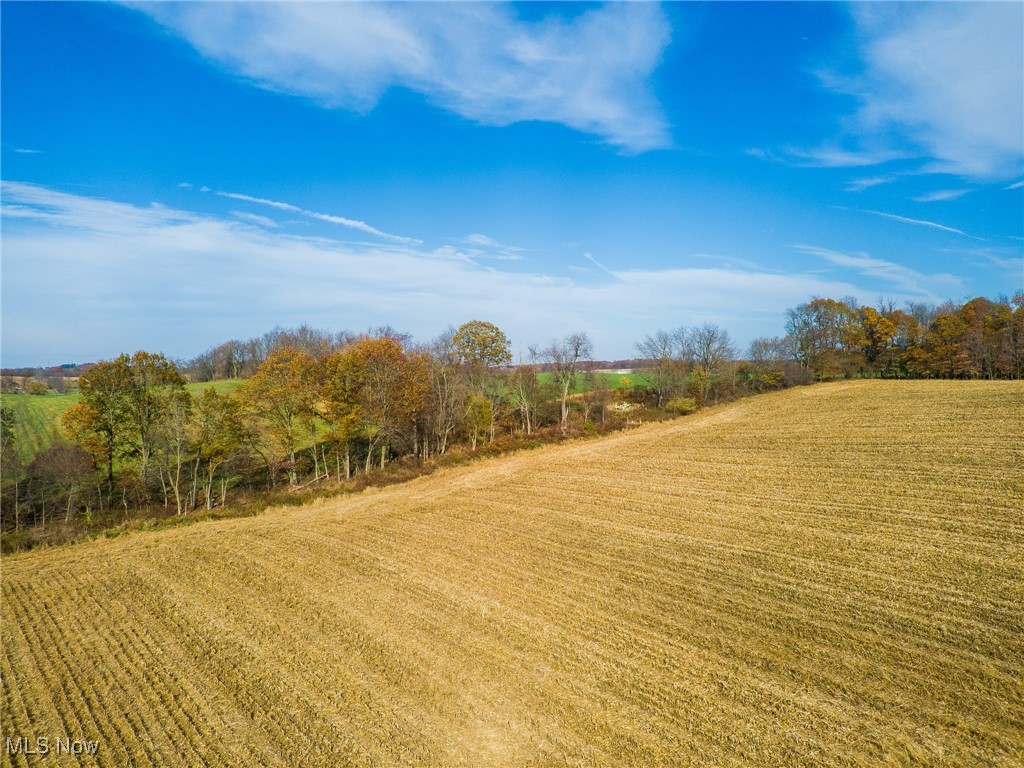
[2,381,1022,767]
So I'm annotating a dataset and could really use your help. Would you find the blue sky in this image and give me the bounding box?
[2,2,1022,368]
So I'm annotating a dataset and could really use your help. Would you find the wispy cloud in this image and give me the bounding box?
[912,189,969,203]
[845,176,895,193]
[464,233,503,248]
[825,4,1024,180]
[583,252,615,276]
[792,244,961,298]
[690,253,765,272]
[231,211,279,229]
[859,208,973,238]
[458,233,525,261]
[3,182,898,365]
[215,190,420,244]
[784,145,911,169]
[136,3,672,154]
[216,192,302,213]
[958,247,1024,280]
[13,148,42,155]
[1004,180,1024,191]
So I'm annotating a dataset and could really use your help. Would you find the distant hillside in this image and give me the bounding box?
[3,381,1022,766]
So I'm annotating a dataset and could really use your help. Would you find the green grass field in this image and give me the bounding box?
[1,393,80,463]
[2,381,244,463]
[537,371,643,392]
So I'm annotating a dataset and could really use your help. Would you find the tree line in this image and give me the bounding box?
[781,294,1024,380]
[1,293,1020,540]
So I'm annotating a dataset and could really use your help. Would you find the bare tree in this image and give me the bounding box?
[686,323,735,402]
[425,327,469,456]
[635,327,689,407]
[541,332,594,435]
[511,348,542,434]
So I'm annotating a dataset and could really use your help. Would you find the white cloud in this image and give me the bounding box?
[785,146,912,169]
[859,209,973,238]
[464,233,503,248]
[14,148,42,154]
[958,247,1024,280]
[792,244,962,298]
[845,176,896,193]
[1004,180,1024,191]
[838,4,1023,180]
[583,252,614,276]
[912,189,969,204]
[136,3,672,154]
[2,182,901,366]
[215,190,420,244]
[459,233,525,261]
[231,211,279,229]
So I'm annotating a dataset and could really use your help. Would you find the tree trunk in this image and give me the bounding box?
[64,491,75,525]
[191,455,201,512]
[311,428,320,480]
[205,467,215,510]
[560,380,571,435]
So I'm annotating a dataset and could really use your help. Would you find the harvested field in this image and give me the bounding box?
[2,380,1022,767]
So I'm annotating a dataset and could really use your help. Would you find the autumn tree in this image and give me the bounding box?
[782,295,1020,380]
[453,321,511,389]
[153,387,193,514]
[338,337,427,470]
[858,306,897,372]
[240,346,317,485]
[1011,293,1024,379]
[62,355,133,489]
[192,387,249,508]
[318,346,365,478]
[126,351,189,484]
[464,395,492,451]
[61,352,187,498]
[881,309,923,377]
[453,320,511,443]
[786,298,863,379]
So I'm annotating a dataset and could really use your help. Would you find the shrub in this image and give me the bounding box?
[665,397,699,415]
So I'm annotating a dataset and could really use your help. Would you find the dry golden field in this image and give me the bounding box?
[2,380,1022,767]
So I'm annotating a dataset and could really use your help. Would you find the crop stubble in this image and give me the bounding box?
[2,380,1022,766]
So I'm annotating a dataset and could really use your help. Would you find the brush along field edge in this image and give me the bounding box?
[2,381,1022,767]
